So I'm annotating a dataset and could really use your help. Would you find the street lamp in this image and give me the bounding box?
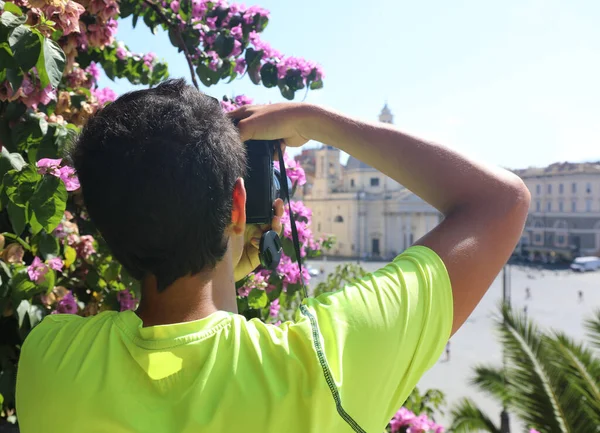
[356,191,366,263]
[500,264,512,433]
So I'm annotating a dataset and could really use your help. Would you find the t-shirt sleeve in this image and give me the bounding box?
[297,245,453,431]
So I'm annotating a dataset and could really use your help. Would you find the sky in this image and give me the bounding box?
[98,0,600,170]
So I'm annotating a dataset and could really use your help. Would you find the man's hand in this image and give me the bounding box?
[234,199,284,282]
[229,103,322,148]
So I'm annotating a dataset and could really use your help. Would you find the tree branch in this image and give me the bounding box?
[142,0,200,90]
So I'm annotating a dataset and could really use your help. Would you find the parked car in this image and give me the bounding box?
[570,256,600,272]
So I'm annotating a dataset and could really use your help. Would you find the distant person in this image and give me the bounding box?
[523,305,528,315]
[525,287,531,300]
[578,290,584,303]
[445,341,451,362]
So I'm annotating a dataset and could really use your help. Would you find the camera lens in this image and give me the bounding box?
[273,169,292,202]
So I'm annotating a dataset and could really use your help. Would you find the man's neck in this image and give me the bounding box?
[135,252,238,327]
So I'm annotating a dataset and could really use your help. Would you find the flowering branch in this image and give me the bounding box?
[142,0,200,89]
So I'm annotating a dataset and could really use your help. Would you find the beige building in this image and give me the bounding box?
[514,162,600,261]
[301,105,441,259]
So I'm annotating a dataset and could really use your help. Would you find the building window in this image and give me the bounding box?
[559,183,564,194]
[587,182,592,194]
[534,233,543,245]
[536,184,541,195]
[559,201,564,212]
[546,201,551,212]
[572,182,577,193]
[586,198,592,212]
[536,201,541,212]
[350,179,355,187]
[370,177,379,186]
[334,215,344,223]
[572,200,577,212]
[556,234,566,247]
[547,184,552,194]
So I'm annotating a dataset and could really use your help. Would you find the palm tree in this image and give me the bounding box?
[449,305,600,433]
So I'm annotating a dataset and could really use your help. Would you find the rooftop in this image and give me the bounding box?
[513,161,600,178]
[345,156,377,171]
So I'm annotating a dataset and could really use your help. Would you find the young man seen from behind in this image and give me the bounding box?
[16,79,530,433]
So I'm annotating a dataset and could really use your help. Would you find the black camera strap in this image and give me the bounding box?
[275,144,308,299]
[275,144,367,433]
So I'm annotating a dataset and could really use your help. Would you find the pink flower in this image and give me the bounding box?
[88,0,120,22]
[47,257,64,272]
[231,40,242,57]
[27,257,49,284]
[170,0,180,13]
[390,408,416,432]
[39,85,57,106]
[206,50,221,71]
[191,0,207,18]
[234,58,246,74]
[46,0,85,35]
[58,166,80,191]
[37,158,62,176]
[76,235,96,259]
[116,46,128,60]
[220,100,236,112]
[530,430,541,433]
[53,291,78,314]
[117,290,137,311]
[87,19,117,48]
[230,25,243,39]
[406,414,434,433]
[234,94,253,106]
[143,52,156,69]
[269,299,280,318]
[86,62,100,82]
[93,87,117,106]
[206,16,218,30]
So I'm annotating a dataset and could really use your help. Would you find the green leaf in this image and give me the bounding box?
[247,288,268,309]
[33,230,59,259]
[36,38,65,88]
[29,175,67,233]
[6,67,22,91]
[101,261,121,283]
[4,101,26,121]
[7,200,26,235]
[196,63,221,87]
[8,25,41,71]
[1,146,26,171]
[64,244,76,267]
[0,12,26,40]
[10,268,36,296]
[3,2,22,15]
[0,42,15,71]
[260,63,278,88]
[245,48,263,69]
[214,34,234,57]
[310,79,323,90]
[278,82,295,100]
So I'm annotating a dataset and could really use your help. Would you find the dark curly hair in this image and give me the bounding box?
[72,79,247,292]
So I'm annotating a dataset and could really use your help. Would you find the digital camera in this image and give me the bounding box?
[244,139,288,225]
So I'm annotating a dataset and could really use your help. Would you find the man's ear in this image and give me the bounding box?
[231,178,246,235]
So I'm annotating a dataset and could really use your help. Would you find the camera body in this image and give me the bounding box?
[244,140,283,225]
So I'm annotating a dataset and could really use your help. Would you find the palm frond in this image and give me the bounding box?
[448,398,501,433]
[584,309,600,350]
[498,304,571,433]
[470,365,511,406]
[544,332,600,428]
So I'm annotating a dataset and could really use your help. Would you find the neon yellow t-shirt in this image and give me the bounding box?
[16,246,452,433]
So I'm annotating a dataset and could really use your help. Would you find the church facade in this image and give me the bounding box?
[298,105,441,259]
